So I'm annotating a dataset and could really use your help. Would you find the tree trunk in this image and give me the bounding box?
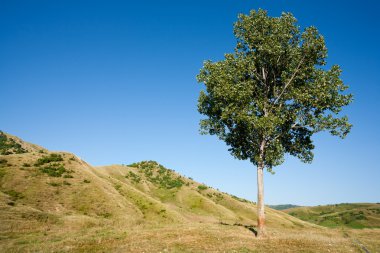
[257,139,266,237]
[257,162,265,237]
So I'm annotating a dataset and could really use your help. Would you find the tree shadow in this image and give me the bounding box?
[219,222,258,236]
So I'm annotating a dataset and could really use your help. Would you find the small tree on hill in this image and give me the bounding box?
[196,9,352,237]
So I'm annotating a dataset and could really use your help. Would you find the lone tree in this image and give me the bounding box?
[196,9,352,237]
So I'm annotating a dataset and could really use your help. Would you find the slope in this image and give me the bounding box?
[284,203,380,229]
[0,131,377,252]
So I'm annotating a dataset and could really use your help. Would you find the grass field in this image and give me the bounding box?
[284,203,380,229]
[0,131,379,252]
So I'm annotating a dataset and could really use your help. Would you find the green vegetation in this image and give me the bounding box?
[34,153,64,166]
[285,203,380,229]
[0,131,27,155]
[197,185,208,191]
[1,133,379,252]
[269,204,300,210]
[128,161,184,189]
[3,189,24,201]
[39,163,68,177]
[230,194,250,203]
[125,171,141,183]
[196,9,353,236]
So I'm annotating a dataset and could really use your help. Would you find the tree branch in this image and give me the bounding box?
[273,56,305,104]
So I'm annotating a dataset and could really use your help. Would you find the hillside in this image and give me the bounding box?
[0,131,379,252]
[284,203,380,229]
[269,204,300,210]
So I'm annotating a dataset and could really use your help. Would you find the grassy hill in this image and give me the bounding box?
[0,131,379,252]
[268,204,300,210]
[284,203,380,229]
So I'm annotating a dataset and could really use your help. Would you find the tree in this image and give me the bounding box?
[196,9,352,237]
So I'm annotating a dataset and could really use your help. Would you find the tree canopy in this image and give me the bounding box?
[197,9,352,172]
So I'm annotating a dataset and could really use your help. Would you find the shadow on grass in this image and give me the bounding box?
[219,222,258,236]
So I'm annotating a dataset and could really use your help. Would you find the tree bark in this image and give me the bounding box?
[257,139,266,237]
[257,162,265,237]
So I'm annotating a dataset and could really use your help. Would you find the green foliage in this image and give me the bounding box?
[126,171,141,183]
[39,163,69,177]
[230,194,249,203]
[197,9,352,171]
[197,185,208,191]
[128,161,184,189]
[269,204,300,210]
[34,153,64,166]
[0,131,27,155]
[286,203,380,229]
[4,190,24,201]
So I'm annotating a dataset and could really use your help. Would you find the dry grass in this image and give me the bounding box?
[1,221,375,252]
[0,132,379,252]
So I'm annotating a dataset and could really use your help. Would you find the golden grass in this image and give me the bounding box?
[0,133,379,252]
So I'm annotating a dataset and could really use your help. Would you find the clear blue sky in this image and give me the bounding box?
[1,1,379,205]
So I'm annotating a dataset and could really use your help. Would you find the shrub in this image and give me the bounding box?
[39,164,67,177]
[4,190,24,201]
[127,161,184,189]
[22,163,31,167]
[83,179,91,183]
[34,154,64,166]
[0,131,27,155]
[197,185,208,191]
[126,171,141,183]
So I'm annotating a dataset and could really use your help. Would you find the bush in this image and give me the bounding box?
[126,171,141,183]
[4,190,24,201]
[83,179,91,183]
[0,131,27,155]
[23,163,31,167]
[39,164,67,177]
[127,161,184,189]
[35,154,64,166]
[197,185,208,191]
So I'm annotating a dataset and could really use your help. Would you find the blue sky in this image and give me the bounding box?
[1,0,379,205]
